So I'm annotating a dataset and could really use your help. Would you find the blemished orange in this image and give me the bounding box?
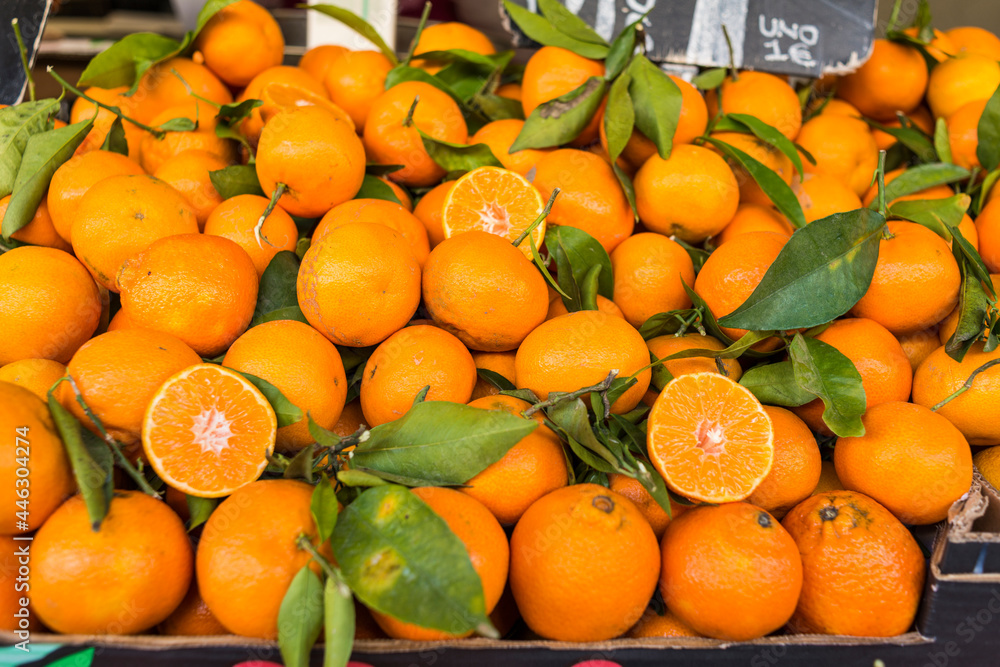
[414,181,451,248]
[710,131,793,207]
[782,491,926,636]
[938,274,999,344]
[311,198,430,266]
[152,149,229,228]
[46,149,145,244]
[298,222,421,347]
[706,71,802,139]
[610,233,695,328]
[515,310,651,414]
[634,144,740,243]
[797,113,879,196]
[521,46,606,146]
[61,329,201,445]
[1,195,70,252]
[159,580,228,636]
[31,492,193,634]
[422,231,548,351]
[360,325,477,427]
[746,406,822,519]
[202,194,298,276]
[364,81,468,187]
[143,364,277,497]
[660,503,802,641]
[627,607,702,638]
[897,328,944,372]
[470,350,517,400]
[532,149,634,253]
[913,342,1000,446]
[927,54,1000,119]
[237,66,329,143]
[812,460,845,495]
[546,293,623,320]
[130,57,232,125]
[947,99,989,170]
[71,173,199,291]
[794,172,864,224]
[0,382,74,534]
[0,359,66,400]
[978,199,1000,272]
[0,247,102,365]
[836,39,929,120]
[647,372,774,503]
[607,473,685,540]
[472,120,552,176]
[373,487,508,639]
[946,26,1000,60]
[412,22,495,73]
[195,0,284,87]
[460,395,568,525]
[510,484,660,641]
[712,203,793,246]
[835,401,973,525]
[197,479,330,638]
[140,101,237,174]
[256,105,366,218]
[443,166,545,256]
[850,221,961,334]
[322,50,394,132]
[70,86,145,159]
[647,334,742,385]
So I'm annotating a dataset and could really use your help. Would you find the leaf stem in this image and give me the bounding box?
[46,67,165,139]
[296,533,337,579]
[403,2,434,66]
[513,188,559,247]
[722,25,739,82]
[402,95,420,128]
[522,370,618,418]
[11,20,35,102]
[931,358,1000,411]
[256,183,287,249]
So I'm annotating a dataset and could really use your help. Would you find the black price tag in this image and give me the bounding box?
[1,0,53,105]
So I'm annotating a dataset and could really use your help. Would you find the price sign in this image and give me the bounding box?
[0,0,52,105]
[503,0,877,76]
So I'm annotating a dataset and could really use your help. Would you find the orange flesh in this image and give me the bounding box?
[443,166,544,256]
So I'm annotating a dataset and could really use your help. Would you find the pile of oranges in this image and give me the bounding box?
[2,0,1000,660]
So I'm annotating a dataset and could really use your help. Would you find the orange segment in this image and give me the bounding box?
[258,82,355,130]
[647,372,774,503]
[442,166,544,258]
[142,364,277,497]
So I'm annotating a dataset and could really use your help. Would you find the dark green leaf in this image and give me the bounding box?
[306,5,399,65]
[77,33,183,89]
[977,169,1000,215]
[547,398,622,470]
[418,132,503,173]
[210,164,265,199]
[156,117,198,133]
[278,566,325,667]
[311,474,339,544]
[683,282,736,346]
[195,0,240,33]
[324,573,355,667]
[952,224,994,288]
[639,309,704,340]
[545,225,614,312]
[260,306,310,325]
[605,376,638,410]
[355,174,403,205]
[889,193,970,239]
[365,163,405,176]
[500,387,542,403]
[471,93,525,121]
[284,443,316,482]
[100,116,129,156]
[605,17,640,80]
[864,117,936,163]
[706,137,806,229]
[216,98,262,127]
[309,413,343,450]
[186,495,217,531]
[235,371,303,428]
[604,73,634,163]
[788,334,866,437]
[674,238,710,272]
[434,61,496,102]
[876,163,971,207]
[47,395,111,530]
[692,68,727,90]
[511,77,607,152]
[0,99,60,198]
[946,261,994,361]
[934,117,953,164]
[627,56,681,160]
[718,208,886,330]
[332,485,495,636]
[252,251,305,326]
[501,0,609,59]
[414,49,514,71]
[477,368,516,392]
[977,83,1000,172]
[612,161,638,220]
[580,263,602,311]
[537,0,609,47]
[739,360,815,407]
[728,113,805,175]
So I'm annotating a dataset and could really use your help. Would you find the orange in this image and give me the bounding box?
[472,120,552,176]
[710,131,793,207]
[607,473,685,540]
[634,144,739,243]
[978,199,1000,272]
[72,173,199,291]
[31,492,192,634]
[510,484,660,641]
[379,176,412,210]
[660,503,801,641]
[194,0,284,87]
[257,82,356,134]
[223,320,347,452]
[706,71,802,139]
[364,81,468,187]
[521,46,605,146]
[158,580,228,636]
[443,166,545,255]
[835,401,973,524]
[1,195,70,252]
[903,27,957,62]
[143,364,277,497]
[647,334,742,383]
[152,149,229,228]
[897,327,944,372]
[237,66,329,143]
[928,54,1000,120]
[746,406,822,519]
[496,83,521,101]
[70,85,146,159]
[794,172,863,224]
[372,487,508,639]
[460,395,568,525]
[298,222,421,347]
[197,479,330,638]
[60,329,201,445]
[422,231,548,351]
[412,22,496,73]
[946,26,1000,60]
[47,149,145,244]
[947,99,989,170]
[812,460,844,495]
[130,57,233,125]
[974,447,1000,491]
[647,372,774,503]
[627,607,702,638]
[913,342,1000,446]
[797,114,879,196]
[360,325,477,427]
[836,39,929,120]
[322,50,394,132]
[850,221,961,334]
[202,193,299,276]
[712,203,793,246]
[610,233,695,328]
[413,181,451,248]
[106,308,130,332]
[0,247,102,365]
[470,350,517,400]
[810,98,863,119]
[140,101,237,174]
[782,491,926,636]
[515,310,651,414]
[297,44,347,83]
[0,381,73,534]
[333,399,366,437]
[938,274,999,344]
[532,149,634,252]
[0,358,66,400]
[117,234,258,357]
[311,199,430,266]
[546,293,623,320]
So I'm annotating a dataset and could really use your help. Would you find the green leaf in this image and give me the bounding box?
[946,260,994,361]
[639,309,704,340]
[2,119,94,239]
[692,68,727,90]
[674,238,710,272]
[157,117,198,132]
[100,116,129,156]
[934,117,953,164]
[216,98,262,128]
[511,77,607,151]
[311,474,339,544]
[472,93,525,121]
[718,208,886,330]
[537,0,609,47]
[727,113,805,175]
[383,66,486,129]
[284,443,316,482]
[337,469,390,487]
[355,174,403,205]
[235,371,303,428]
[977,83,1000,172]
[612,161,638,220]
[627,56,681,161]
[684,282,737,346]
[877,163,971,207]
[47,395,111,530]
[309,413,343,450]
[501,0,609,59]
[77,33,183,89]
[545,225,615,312]
[605,16,640,80]
[889,194,970,239]
[252,251,306,326]
[603,74,634,163]
[210,165,265,199]
[739,360,816,407]
[306,5,399,65]
[332,485,495,636]
[277,566,325,667]
[195,0,240,33]
[705,137,806,229]
[580,263,602,311]
[548,399,621,471]
[477,368,516,392]
[324,573,355,667]
[186,495,217,531]
[0,99,61,198]
[418,132,503,173]
[788,334,866,437]
[977,169,1000,215]
[864,117,936,163]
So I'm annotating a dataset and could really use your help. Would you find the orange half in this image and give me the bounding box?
[259,82,356,131]
[647,372,774,503]
[142,364,277,498]
[442,166,544,258]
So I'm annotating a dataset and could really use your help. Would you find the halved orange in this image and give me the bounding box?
[142,364,277,498]
[258,82,355,130]
[442,166,545,258]
[647,372,774,503]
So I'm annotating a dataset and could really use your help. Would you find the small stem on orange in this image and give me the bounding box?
[402,95,420,128]
[256,183,287,249]
[47,68,164,138]
[513,188,559,248]
[931,358,1000,411]
[296,534,337,578]
[12,20,35,102]
[403,1,434,66]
